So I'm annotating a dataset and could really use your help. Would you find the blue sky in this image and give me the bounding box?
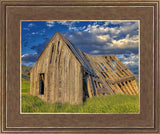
[21,21,139,74]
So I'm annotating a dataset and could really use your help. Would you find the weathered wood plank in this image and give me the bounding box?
[97,88,111,94]
[87,75,93,98]
[132,80,139,94]
[114,84,124,94]
[123,82,133,95]
[100,57,118,80]
[105,56,121,79]
[126,81,135,95]
[109,56,126,78]
[128,80,137,95]
[119,83,129,94]
[107,76,135,84]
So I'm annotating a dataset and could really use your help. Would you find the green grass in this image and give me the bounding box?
[21,80,139,113]
[21,94,139,113]
[21,81,30,94]
[21,65,140,113]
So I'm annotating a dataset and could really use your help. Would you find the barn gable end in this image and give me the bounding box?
[30,32,83,104]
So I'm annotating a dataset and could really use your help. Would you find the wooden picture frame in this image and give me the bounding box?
[0,0,159,133]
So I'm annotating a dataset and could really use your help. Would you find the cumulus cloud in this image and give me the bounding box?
[57,21,86,31]
[90,50,100,54]
[32,32,39,35]
[63,21,139,74]
[22,21,139,74]
[116,51,139,74]
[28,23,34,27]
[23,28,30,31]
[85,21,138,37]
[96,34,111,41]
[111,34,139,49]
[46,21,55,27]
[85,24,110,34]
[21,38,51,65]
[119,22,138,34]
[57,21,75,26]
[21,53,39,64]
[64,23,139,55]
[57,21,76,30]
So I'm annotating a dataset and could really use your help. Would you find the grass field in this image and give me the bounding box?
[21,81,139,113]
[21,81,30,94]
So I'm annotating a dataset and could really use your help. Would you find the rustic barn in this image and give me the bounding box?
[30,32,139,105]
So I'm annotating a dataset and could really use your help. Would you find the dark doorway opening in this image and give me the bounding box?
[83,72,89,101]
[39,73,45,95]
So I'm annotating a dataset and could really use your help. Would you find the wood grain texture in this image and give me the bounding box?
[0,0,159,133]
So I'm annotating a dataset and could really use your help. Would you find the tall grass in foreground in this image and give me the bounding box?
[21,94,139,113]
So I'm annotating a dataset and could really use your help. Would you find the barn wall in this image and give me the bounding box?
[30,33,83,104]
[30,35,59,102]
[47,36,83,104]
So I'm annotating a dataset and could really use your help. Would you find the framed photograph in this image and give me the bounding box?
[21,20,140,114]
[1,0,159,133]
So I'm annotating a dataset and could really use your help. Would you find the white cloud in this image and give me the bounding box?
[28,23,34,27]
[57,21,69,25]
[64,21,139,56]
[111,34,139,49]
[32,32,38,35]
[110,21,123,25]
[85,24,109,33]
[119,22,138,34]
[110,27,120,34]
[97,34,111,41]
[23,28,30,31]
[116,52,139,74]
[81,26,86,30]
[46,21,55,27]
[57,21,87,32]
[103,21,110,26]
[90,50,100,54]
[57,21,75,27]
[84,21,138,37]
[69,26,78,31]
[21,53,38,64]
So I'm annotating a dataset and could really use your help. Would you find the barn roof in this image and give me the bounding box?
[83,54,138,96]
[58,32,97,76]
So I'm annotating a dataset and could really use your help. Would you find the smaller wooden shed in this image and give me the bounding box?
[30,32,139,105]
